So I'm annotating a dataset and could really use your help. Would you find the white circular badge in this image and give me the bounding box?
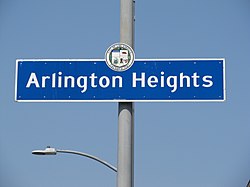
[105,43,135,72]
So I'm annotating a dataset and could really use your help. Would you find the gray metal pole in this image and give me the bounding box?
[120,0,135,48]
[118,0,135,187]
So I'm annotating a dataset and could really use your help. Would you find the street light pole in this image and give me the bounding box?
[57,149,117,172]
[118,1,135,187]
[32,147,117,172]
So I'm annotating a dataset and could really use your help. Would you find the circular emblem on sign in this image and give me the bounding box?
[105,43,135,72]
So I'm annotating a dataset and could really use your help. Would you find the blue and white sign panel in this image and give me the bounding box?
[15,59,225,102]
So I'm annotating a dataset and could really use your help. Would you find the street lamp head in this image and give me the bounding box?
[32,146,57,155]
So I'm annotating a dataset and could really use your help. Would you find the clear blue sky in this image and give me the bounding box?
[1,0,250,187]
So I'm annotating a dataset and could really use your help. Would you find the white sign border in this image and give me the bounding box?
[15,58,226,103]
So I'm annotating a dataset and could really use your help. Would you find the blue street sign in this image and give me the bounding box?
[15,59,225,102]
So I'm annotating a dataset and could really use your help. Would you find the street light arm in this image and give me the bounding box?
[56,149,117,172]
